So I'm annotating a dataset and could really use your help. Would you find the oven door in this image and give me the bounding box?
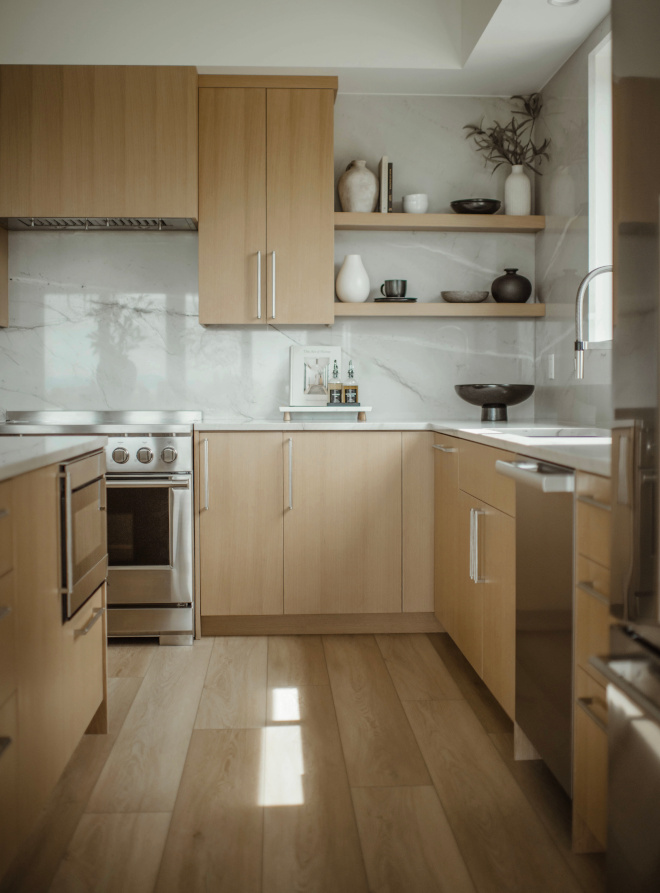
[105,475,192,606]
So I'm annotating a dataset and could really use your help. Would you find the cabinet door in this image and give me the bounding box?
[200,433,283,616]
[283,433,401,614]
[433,435,460,634]
[481,504,516,719]
[455,491,483,676]
[266,89,335,324]
[198,88,267,324]
[0,693,18,881]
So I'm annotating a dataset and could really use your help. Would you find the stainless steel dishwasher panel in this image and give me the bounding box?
[496,459,575,795]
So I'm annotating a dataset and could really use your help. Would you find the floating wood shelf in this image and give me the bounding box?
[333,302,545,318]
[334,212,545,234]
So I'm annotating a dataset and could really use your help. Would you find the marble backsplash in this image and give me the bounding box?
[0,231,535,421]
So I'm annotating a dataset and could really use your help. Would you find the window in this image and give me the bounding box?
[588,33,613,343]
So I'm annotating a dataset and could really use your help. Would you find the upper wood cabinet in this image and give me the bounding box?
[0,65,198,218]
[198,78,336,325]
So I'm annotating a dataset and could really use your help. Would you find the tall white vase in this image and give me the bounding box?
[336,254,370,303]
[504,164,531,216]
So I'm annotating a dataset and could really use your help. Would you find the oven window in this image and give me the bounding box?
[107,486,171,566]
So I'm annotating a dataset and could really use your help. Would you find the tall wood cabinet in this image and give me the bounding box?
[198,77,336,325]
[0,66,198,218]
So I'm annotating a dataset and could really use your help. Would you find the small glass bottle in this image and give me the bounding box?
[327,360,343,405]
[342,360,359,405]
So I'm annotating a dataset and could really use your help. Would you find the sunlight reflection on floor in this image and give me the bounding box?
[260,687,305,806]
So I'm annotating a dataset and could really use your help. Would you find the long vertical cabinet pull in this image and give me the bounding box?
[288,437,293,509]
[271,251,277,319]
[203,439,210,511]
[257,250,262,320]
[474,509,485,584]
[469,508,475,581]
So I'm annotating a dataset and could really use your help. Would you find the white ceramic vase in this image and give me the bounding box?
[336,254,370,303]
[338,160,379,212]
[504,164,531,216]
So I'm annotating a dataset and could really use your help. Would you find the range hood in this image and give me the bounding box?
[0,217,197,231]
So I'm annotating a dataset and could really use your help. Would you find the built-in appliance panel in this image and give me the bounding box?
[106,434,192,475]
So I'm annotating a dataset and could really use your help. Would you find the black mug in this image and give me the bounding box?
[381,279,407,297]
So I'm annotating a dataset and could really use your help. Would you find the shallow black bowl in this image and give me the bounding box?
[450,199,501,215]
[455,383,534,421]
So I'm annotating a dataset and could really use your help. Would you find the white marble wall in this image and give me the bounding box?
[534,16,612,425]
[0,93,538,422]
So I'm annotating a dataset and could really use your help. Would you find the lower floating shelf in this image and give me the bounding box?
[279,405,373,422]
[333,302,545,318]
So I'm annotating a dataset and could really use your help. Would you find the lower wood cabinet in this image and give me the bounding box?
[434,434,460,639]
[0,692,18,880]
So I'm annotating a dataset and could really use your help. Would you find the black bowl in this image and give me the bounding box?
[455,383,534,421]
[450,199,501,215]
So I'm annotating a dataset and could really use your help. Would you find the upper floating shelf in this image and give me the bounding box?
[334,212,545,234]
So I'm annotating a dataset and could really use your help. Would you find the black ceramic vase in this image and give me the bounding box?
[491,268,532,303]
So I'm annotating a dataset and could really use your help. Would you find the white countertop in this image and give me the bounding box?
[0,436,107,483]
[196,419,612,476]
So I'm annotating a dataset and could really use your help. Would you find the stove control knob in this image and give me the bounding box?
[161,447,178,463]
[112,447,130,464]
[136,447,154,464]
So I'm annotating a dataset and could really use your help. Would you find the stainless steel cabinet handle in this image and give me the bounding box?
[99,479,106,511]
[474,509,485,584]
[577,581,609,606]
[271,251,276,319]
[64,471,74,598]
[432,444,457,453]
[288,437,293,510]
[469,508,475,582]
[203,438,209,511]
[0,606,12,622]
[576,696,608,733]
[0,737,12,759]
[74,606,105,638]
[0,508,9,520]
[577,495,611,512]
[257,250,262,320]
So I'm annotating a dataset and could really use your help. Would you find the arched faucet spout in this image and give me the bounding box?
[574,265,613,379]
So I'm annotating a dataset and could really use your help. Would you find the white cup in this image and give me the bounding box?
[402,193,429,214]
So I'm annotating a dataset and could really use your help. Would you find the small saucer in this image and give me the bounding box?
[374,297,417,303]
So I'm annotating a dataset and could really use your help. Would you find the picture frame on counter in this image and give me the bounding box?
[289,345,342,406]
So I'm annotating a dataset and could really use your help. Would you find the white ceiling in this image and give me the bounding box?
[0,0,610,95]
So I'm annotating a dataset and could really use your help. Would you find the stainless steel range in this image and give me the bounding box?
[2,411,201,645]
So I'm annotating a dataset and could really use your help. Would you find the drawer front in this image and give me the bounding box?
[575,583,610,687]
[576,472,611,507]
[0,570,16,709]
[459,439,516,517]
[63,586,105,749]
[576,499,611,568]
[0,692,19,880]
[0,481,12,579]
[574,668,608,849]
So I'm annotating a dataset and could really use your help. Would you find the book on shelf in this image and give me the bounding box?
[387,163,393,212]
[378,156,388,213]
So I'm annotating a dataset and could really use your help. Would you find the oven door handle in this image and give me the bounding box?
[107,478,191,490]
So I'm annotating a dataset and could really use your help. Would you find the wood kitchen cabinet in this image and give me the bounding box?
[198,77,336,325]
[433,433,460,637]
[0,65,198,218]
[198,432,284,617]
[283,432,402,614]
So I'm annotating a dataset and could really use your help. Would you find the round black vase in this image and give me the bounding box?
[491,268,532,303]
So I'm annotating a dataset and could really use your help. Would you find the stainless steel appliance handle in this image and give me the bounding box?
[0,508,9,520]
[74,606,105,638]
[203,438,209,511]
[474,508,485,584]
[577,581,609,606]
[271,251,276,319]
[495,459,575,493]
[257,250,262,320]
[576,696,608,733]
[64,470,74,597]
[0,737,12,759]
[577,494,611,512]
[0,606,12,622]
[432,444,457,453]
[107,479,190,490]
[288,437,293,510]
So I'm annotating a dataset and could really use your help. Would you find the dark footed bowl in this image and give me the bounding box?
[450,199,501,215]
[455,384,535,422]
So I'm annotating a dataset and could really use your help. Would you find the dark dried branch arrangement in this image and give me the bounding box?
[464,93,551,175]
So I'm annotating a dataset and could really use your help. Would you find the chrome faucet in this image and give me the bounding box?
[574,264,613,379]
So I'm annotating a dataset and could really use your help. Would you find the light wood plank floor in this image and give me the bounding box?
[1,633,606,893]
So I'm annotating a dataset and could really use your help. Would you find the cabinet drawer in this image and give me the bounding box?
[0,570,16,709]
[574,668,608,850]
[576,472,611,507]
[576,499,611,567]
[62,586,105,748]
[0,692,19,880]
[0,481,12,579]
[459,440,516,517]
[575,580,610,686]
